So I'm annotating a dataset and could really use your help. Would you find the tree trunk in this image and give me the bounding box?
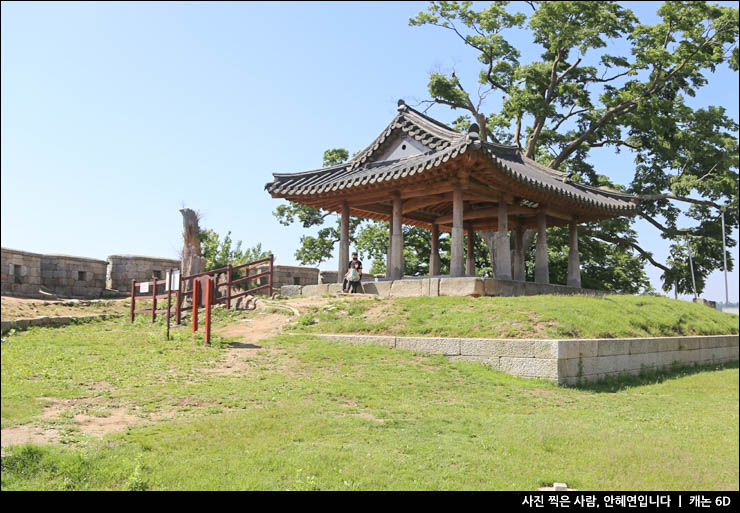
[180,208,205,284]
[481,231,496,277]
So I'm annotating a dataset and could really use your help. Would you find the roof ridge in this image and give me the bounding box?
[271,161,348,179]
[518,153,568,178]
[400,103,466,137]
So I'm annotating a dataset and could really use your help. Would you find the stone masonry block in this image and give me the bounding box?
[598,339,632,357]
[439,277,485,297]
[389,279,423,297]
[448,355,500,371]
[500,357,558,379]
[459,339,501,356]
[366,281,393,297]
[429,277,440,297]
[317,334,396,347]
[395,337,460,355]
[557,340,599,359]
[302,284,329,296]
[679,337,703,351]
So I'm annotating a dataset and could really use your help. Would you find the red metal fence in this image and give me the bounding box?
[129,255,274,343]
[175,254,274,324]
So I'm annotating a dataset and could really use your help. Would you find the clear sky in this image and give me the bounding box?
[2,1,738,303]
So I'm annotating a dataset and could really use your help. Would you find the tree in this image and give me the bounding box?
[274,149,365,266]
[410,1,739,294]
[199,229,271,271]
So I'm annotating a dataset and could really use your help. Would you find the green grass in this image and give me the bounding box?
[286,295,739,339]
[1,312,738,490]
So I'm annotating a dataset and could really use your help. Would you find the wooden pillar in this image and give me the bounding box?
[466,225,475,276]
[386,220,393,278]
[535,212,549,284]
[513,226,525,281]
[338,201,349,283]
[568,221,581,288]
[391,193,404,279]
[430,223,440,276]
[450,186,465,277]
[495,201,512,280]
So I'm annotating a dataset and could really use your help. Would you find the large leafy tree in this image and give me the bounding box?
[409,0,739,295]
[199,229,271,271]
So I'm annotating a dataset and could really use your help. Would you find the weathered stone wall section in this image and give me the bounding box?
[295,276,604,298]
[1,248,42,296]
[107,255,180,292]
[319,270,338,284]
[305,333,738,384]
[40,255,108,298]
[255,264,319,289]
[273,265,319,288]
[557,335,739,385]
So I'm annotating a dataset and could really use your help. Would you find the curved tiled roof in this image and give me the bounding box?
[479,143,638,212]
[347,100,465,170]
[265,102,638,214]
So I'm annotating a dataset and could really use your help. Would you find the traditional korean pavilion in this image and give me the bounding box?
[265,100,639,288]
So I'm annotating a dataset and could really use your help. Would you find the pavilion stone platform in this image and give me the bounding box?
[283,276,603,298]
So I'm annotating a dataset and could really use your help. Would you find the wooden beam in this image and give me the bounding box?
[351,204,439,224]
[402,193,451,214]
[435,204,536,225]
[541,208,573,221]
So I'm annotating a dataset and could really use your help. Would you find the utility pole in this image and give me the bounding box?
[720,208,729,306]
[686,236,697,299]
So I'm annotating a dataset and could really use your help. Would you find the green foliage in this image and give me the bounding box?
[410,0,739,294]
[199,229,271,271]
[323,148,349,166]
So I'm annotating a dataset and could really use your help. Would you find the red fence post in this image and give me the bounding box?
[166,269,173,340]
[176,272,183,325]
[192,280,200,333]
[226,264,232,310]
[130,280,136,323]
[151,277,157,323]
[268,254,274,298]
[205,278,212,345]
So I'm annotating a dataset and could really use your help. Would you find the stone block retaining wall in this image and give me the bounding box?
[1,248,42,296]
[254,264,319,289]
[40,254,108,298]
[287,276,602,298]
[308,334,738,384]
[107,255,180,292]
[319,270,338,284]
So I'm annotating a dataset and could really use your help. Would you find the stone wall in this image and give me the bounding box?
[319,270,338,284]
[40,254,108,298]
[255,264,319,289]
[1,248,42,297]
[296,276,603,298]
[308,333,739,385]
[107,254,180,292]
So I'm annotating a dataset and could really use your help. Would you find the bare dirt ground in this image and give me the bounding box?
[2,294,367,450]
[1,295,129,321]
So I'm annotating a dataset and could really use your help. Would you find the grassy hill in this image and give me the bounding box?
[286,294,739,339]
[1,315,738,490]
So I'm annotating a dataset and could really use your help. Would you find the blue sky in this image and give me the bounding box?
[2,1,738,303]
